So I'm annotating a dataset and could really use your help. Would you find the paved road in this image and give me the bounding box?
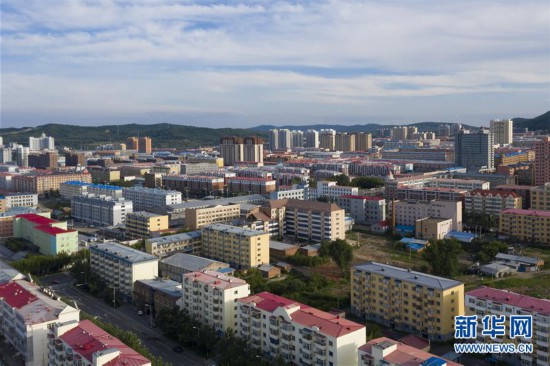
[53,283,202,366]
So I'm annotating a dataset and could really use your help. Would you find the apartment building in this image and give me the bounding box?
[89,167,121,183]
[159,253,230,282]
[312,181,359,201]
[201,223,270,269]
[125,211,169,238]
[535,137,550,185]
[0,280,80,366]
[337,195,386,226]
[427,178,490,191]
[60,180,123,199]
[227,177,276,195]
[390,199,463,231]
[358,337,462,366]
[162,175,225,196]
[180,271,250,333]
[71,194,133,227]
[122,186,182,212]
[47,320,151,366]
[89,242,158,301]
[466,287,550,366]
[351,262,465,341]
[490,118,513,145]
[145,231,201,257]
[237,291,366,366]
[185,204,241,230]
[531,183,550,211]
[13,214,78,255]
[464,189,522,216]
[269,188,307,201]
[499,209,550,244]
[0,208,46,238]
[284,199,346,242]
[395,186,467,202]
[3,193,38,209]
[11,172,92,194]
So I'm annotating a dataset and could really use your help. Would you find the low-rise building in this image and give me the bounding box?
[269,240,299,261]
[0,207,46,238]
[201,223,270,269]
[125,211,169,238]
[133,278,182,318]
[60,180,123,199]
[180,271,250,333]
[3,193,38,209]
[159,253,230,282]
[499,209,550,244]
[312,181,358,200]
[358,337,462,366]
[71,194,133,227]
[337,195,386,225]
[351,262,464,341]
[185,204,241,231]
[13,213,78,255]
[466,287,550,366]
[90,242,159,301]
[427,178,490,191]
[0,280,80,366]
[494,253,544,272]
[237,291,366,366]
[269,188,307,200]
[415,217,453,240]
[464,189,522,216]
[145,231,201,257]
[48,320,151,366]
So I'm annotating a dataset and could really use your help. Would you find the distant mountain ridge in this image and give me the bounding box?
[0,111,546,149]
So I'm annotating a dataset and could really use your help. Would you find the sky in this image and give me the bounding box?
[1,0,549,129]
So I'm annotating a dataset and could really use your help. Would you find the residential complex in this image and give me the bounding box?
[284,199,346,241]
[13,213,78,255]
[201,223,270,269]
[466,287,550,366]
[47,320,151,366]
[180,271,250,333]
[184,204,242,230]
[390,199,463,231]
[145,231,202,257]
[337,195,386,225]
[122,186,182,212]
[464,189,522,216]
[90,242,159,301]
[499,209,550,244]
[351,262,465,341]
[0,280,80,366]
[237,291,366,366]
[534,137,550,185]
[125,211,169,238]
[71,194,133,226]
[11,172,92,194]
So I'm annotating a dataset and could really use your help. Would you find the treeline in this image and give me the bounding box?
[11,250,88,276]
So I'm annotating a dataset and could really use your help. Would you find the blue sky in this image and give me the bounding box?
[1,0,549,128]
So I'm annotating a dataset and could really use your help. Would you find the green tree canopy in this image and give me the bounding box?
[422,239,462,278]
[350,176,385,189]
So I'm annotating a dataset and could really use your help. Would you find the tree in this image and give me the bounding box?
[320,239,354,275]
[477,240,508,263]
[327,174,351,186]
[422,239,462,278]
[350,176,385,189]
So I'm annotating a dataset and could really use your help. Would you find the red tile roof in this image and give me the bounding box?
[0,282,38,309]
[467,189,519,198]
[467,287,550,315]
[35,225,75,236]
[501,208,550,218]
[60,320,150,366]
[239,292,364,338]
[340,195,384,200]
[15,213,56,225]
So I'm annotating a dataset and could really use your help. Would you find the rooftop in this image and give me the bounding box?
[135,278,182,297]
[467,287,550,315]
[353,262,463,290]
[146,231,201,245]
[285,198,343,212]
[466,189,519,198]
[160,253,228,272]
[494,253,541,265]
[90,242,158,263]
[128,211,167,219]
[269,241,299,251]
[35,225,76,236]
[183,270,247,290]
[501,208,550,217]
[167,194,266,212]
[123,186,181,195]
[339,195,384,201]
[59,320,150,366]
[15,213,56,225]
[202,223,269,237]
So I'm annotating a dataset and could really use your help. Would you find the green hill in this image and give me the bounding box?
[513,111,550,132]
[0,123,267,149]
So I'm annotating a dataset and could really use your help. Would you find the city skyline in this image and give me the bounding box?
[1,0,549,128]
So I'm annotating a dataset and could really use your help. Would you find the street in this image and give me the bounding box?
[51,280,202,366]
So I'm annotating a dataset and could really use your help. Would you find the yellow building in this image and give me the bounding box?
[201,223,270,269]
[351,262,464,341]
[11,172,92,194]
[126,211,169,238]
[499,208,550,244]
[185,204,241,230]
[415,217,453,240]
[530,183,550,211]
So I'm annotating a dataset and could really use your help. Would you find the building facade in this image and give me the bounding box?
[535,137,550,185]
[159,253,230,282]
[71,194,133,226]
[390,199,463,231]
[464,189,522,216]
[531,183,550,211]
[125,212,169,238]
[337,195,385,226]
[11,172,92,194]
[455,129,495,171]
[499,209,550,244]
[351,262,464,341]
[284,199,346,241]
[60,180,123,199]
[145,231,202,257]
[185,204,241,230]
[122,186,182,212]
[13,214,78,255]
[490,119,513,145]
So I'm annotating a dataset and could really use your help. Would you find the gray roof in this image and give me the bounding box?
[353,261,463,290]
[495,253,540,265]
[479,262,516,275]
[166,194,266,212]
[135,278,182,297]
[90,242,158,263]
[269,241,299,251]
[160,253,229,272]
[202,223,268,237]
[146,231,201,245]
[128,211,166,218]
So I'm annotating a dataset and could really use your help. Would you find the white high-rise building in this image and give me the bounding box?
[29,133,55,150]
[291,130,304,148]
[320,129,336,150]
[278,129,291,149]
[16,146,29,167]
[269,129,279,150]
[242,137,264,165]
[490,119,513,145]
[305,129,319,148]
[0,148,11,163]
